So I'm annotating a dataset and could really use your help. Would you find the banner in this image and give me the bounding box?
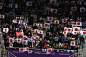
[8,50,74,57]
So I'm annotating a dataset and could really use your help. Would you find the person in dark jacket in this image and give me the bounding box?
[80,35,84,49]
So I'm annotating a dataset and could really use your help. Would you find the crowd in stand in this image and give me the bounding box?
[0,0,86,54]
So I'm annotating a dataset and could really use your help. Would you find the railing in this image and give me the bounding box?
[8,51,17,57]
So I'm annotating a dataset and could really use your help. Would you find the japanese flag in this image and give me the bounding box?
[54,20,59,24]
[32,36,35,40]
[9,38,14,43]
[54,3,59,7]
[48,8,53,12]
[64,27,67,31]
[63,31,68,35]
[71,1,75,4]
[25,26,28,29]
[77,31,81,34]
[34,29,39,33]
[9,43,13,48]
[23,22,27,26]
[0,15,5,19]
[70,19,73,21]
[28,50,33,54]
[76,22,82,26]
[26,1,32,6]
[71,6,77,11]
[22,40,28,45]
[72,25,77,27]
[42,49,46,52]
[72,31,77,35]
[25,47,29,51]
[47,17,53,22]
[67,28,72,32]
[20,29,23,32]
[82,31,86,35]
[16,39,21,43]
[32,40,35,47]
[84,29,86,31]
[0,6,2,9]
[47,48,53,54]
[13,20,21,24]
[23,36,27,40]
[3,28,9,33]
[19,48,25,52]
[62,19,67,23]
[37,23,42,27]
[68,22,71,25]
[70,41,75,46]
[50,0,57,4]
[38,30,43,34]
[16,28,19,31]
[80,7,85,12]
[77,1,82,5]
[73,27,80,31]
[53,9,57,13]
[20,20,24,24]
[44,23,50,28]
[9,4,12,8]
[35,36,39,40]
[84,2,86,5]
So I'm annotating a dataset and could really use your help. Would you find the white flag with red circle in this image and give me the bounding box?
[9,38,14,43]
[72,31,77,35]
[23,36,27,40]
[16,28,19,31]
[54,20,59,24]
[9,4,12,8]
[80,7,85,12]
[25,26,28,29]
[26,1,32,6]
[22,40,28,45]
[82,31,86,35]
[3,28,9,33]
[0,3,3,6]
[35,36,39,40]
[68,22,71,25]
[73,27,80,31]
[71,6,77,11]
[23,22,27,26]
[50,0,57,4]
[70,41,75,46]
[77,1,82,5]
[42,49,46,52]
[32,40,35,47]
[63,31,68,35]
[38,30,43,34]
[16,39,21,43]
[53,9,57,13]
[0,6,2,9]
[0,15,5,19]
[44,23,50,28]
[28,50,33,54]
[47,17,53,22]
[37,23,42,27]
[19,48,25,52]
[47,48,53,54]
[84,2,86,5]
[34,29,39,33]
[32,36,35,40]
[67,28,72,32]
[77,31,81,34]
[76,22,82,26]
[84,29,86,31]
[64,27,67,31]
[62,19,67,23]
[25,47,29,51]
[72,25,77,27]
[54,3,59,7]
[9,43,13,48]
[48,8,53,12]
